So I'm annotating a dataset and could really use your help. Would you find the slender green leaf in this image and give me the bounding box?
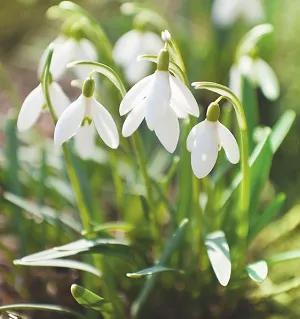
[71,284,108,312]
[249,193,286,241]
[267,249,300,264]
[14,259,101,277]
[0,304,85,319]
[127,265,183,279]
[3,191,81,233]
[246,260,268,282]
[67,61,126,97]
[82,222,133,236]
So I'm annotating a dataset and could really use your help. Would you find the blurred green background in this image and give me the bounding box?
[0,0,300,317]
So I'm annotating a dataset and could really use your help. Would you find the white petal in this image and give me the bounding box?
[242,0,264,24]
[54,95,86,145]
[229,64,242,100]
[17,84,45,132]
[191,120,219,179]
[217,121,240,164]
[254,58,280,101]
[211,0,241,28]
[186,121,206,152]
[49,82,71,117]
[205,231,231,286]
[170,101,188,119]
[122,103,146,137]
[145,71,170,131]
[142,32,164,53]
[113,30,142,66]
[124,60,151,85]
[91,98,119,149]
[238,55,255,82]
[155,107,179,153]
[170,75,199,117]
[74,124,96,159]
[119,74,153,116]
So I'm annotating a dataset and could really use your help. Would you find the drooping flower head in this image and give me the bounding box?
[113,29,163,84]
[17,72,70,132]
[54,76,119,159]
[229,54,280,101]
[120,38,199,153]
[187,101,240,179]
[38,35,97,81]
[212,0,264,28]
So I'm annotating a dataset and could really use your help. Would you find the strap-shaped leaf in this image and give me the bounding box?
[205,231,231,286]
[14,259,101,277]
[246,260,268,282]
[267,249,300,264]
[71,284,108,312]
[0,304,85,319]
[137,55,187,85]
[127,265,183,279]
[67,61,126,97]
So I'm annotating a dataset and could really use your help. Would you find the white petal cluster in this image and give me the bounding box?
[229,55,280,101]
[120,70,199,153]
[38,36,97,81]
[113,30,163,84]
[212,0,264,28]
[17,82,70,132]
[54,92,119,156]
[187,120,240,179]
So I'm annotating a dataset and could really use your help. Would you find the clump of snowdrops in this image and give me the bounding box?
[0,1,298,319]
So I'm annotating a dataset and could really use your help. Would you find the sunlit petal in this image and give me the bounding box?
[217,122,240,164]
[74,124,96,159]
[49,82,71,117]
[145,71,170,130]
[170,75,199,117]
[155,107,179,153]
[187,121,206,152]
[91,98,119,149]
[122,103,146,137]
[191,120,219,178]
[211,0,241,27]
[119,75,153,116]
[54,95,86,145]
[17,84,45,132]
[254,58,280,101]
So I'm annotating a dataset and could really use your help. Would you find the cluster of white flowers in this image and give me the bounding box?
[17,30,240,178]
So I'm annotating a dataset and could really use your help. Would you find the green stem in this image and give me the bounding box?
[132,133,158,237]
[110,150,124,213]
[42,49,91,234]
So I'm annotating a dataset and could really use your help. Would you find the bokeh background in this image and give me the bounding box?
[0,0,300,317]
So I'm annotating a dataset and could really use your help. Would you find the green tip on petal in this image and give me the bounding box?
[157,48,169,71]
[206,102,220,122]
[82,78,95,98]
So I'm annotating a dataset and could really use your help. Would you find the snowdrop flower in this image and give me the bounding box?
[212,0,264,28]
[113,29,163,84]
[17,75,70,132]
[120,47,199,153]
[38,36,97,81]
[54,77,119,158]
[187,102,240,179]
[229,55,280,101]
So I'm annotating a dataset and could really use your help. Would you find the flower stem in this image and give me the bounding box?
[42,49,92,234]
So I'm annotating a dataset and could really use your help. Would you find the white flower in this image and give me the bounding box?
[38,36,97,81]
[187,119,240,179]
[212,0,264,28]
[113,30,163,84]
[229,55,280,101]
[54,79,119,155]
[161,30,171,42]
[17,82,70,132]
[120,70,199,153]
